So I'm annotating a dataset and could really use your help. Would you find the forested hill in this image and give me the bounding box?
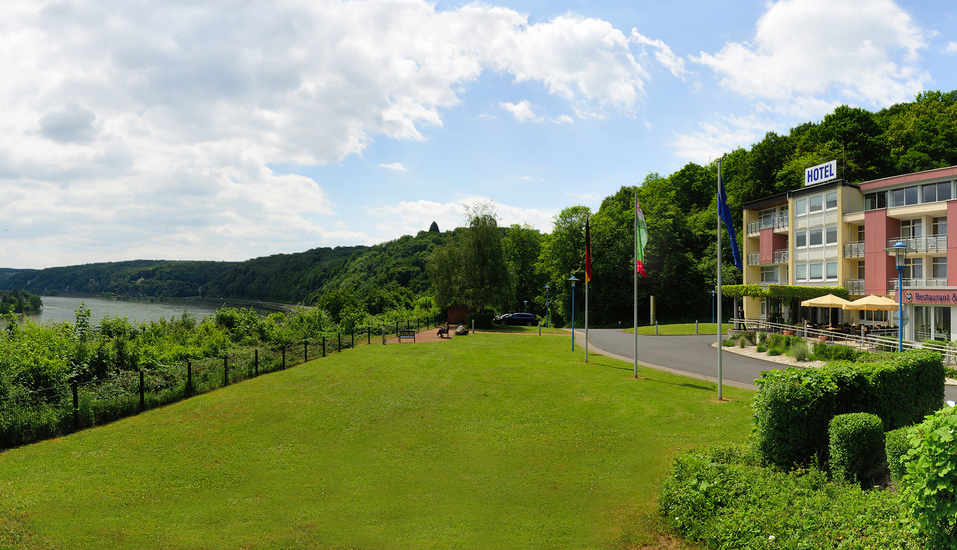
[0,260,237,298]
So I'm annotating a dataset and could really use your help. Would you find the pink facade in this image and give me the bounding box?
[864,209,898,296]
[949,200,957,287]
[759,229,787,264]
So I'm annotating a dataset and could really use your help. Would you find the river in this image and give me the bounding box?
[21,296,222,326]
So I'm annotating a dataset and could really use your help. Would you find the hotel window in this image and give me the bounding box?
[795,230,807,248]
[933,217,947,236]
[809,262,823,280]
[857,225,865,241]
[796,264,807,281]
[933,257,947,279]
[901,219,923,238]
[892,186,919,206]
[809,228,823,246]
[795,198,807,215]
[825,191,837,210]
[904,258,923,280]
[825,225,837,245]
[857,260,865,279]
[761,267,778,283]
[865,191,887,210]
[779,205,788,220]
[923,181,952,203]
[809,195,823,212]
[826,262,837,280]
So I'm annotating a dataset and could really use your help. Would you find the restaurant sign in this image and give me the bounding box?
[902,290,957,304]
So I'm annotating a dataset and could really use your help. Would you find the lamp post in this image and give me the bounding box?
[568,276,578,351]
[883,241,917,352]
[524,299,528,313]
[711,290,718,325]
[545,284,550,328]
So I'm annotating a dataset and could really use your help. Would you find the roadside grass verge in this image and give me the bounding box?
[0,333,751,549]
[479,324,567,334]
[626,323,721,336]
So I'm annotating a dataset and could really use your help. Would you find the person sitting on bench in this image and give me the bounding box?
[437,322,450,338]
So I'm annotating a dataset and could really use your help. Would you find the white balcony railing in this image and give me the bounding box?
[843,241,865,258]
[888,278,949,290]
[746,215,789,236]
[844,279,865,295]
[746,250,788,266]
[886,236,948,253]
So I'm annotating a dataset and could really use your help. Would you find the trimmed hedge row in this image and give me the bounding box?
[828,413,885,485]
[752,350,945,468]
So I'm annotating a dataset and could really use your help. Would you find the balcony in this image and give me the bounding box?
[844,279,865,295]
[886,236,948,253]
[888,278,949,290]
[843,241,865,258]
[746,215,789,236]
[746,249,788,266]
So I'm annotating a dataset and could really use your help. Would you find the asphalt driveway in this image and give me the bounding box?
[580,328,957,401]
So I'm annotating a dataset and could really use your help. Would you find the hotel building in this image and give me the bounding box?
[741,164,957,342]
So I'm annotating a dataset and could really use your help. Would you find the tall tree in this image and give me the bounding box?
[539,205,591,325]
[502,224,545,313]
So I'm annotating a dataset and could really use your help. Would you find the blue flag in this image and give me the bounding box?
[718,166,742,270]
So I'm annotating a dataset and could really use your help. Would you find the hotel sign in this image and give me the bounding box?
[805,160,837,186]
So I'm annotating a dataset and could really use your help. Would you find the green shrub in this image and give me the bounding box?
[813,343,862,362]
[768,334,784,348]
[722,339,736,347]
[756,344,767,353]
[658,444,921,549]
[828,413,885,486]
[885,426,912,483]
[901,406,957,548]
[751,350,945,470]
[787,339,809,361]
[812,341,828,357]
[757,331,767,345]
[766,347,783,356]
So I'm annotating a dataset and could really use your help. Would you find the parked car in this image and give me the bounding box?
[498,312,538,326]
[493,313,512,323]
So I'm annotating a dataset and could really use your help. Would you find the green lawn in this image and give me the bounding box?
[0,333,752,549]
[626,323,723,336]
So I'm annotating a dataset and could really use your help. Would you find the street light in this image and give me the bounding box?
[568,276,578,351]
[545,284,550,328]
[524,299,528,313]
[883,241,917,352]
[711,290,718,325]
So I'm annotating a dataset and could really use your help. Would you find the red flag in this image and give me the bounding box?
[585,217,593,284]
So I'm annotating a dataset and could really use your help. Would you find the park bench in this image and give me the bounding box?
[398,329,416,343]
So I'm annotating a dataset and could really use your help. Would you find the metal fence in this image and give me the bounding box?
[0,318,437,452]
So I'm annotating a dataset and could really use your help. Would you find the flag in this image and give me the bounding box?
[717,167,743,270]
[584,217,593,284]
[635,199,648,277]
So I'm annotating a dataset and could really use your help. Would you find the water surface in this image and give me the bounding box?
[23,296,220,326]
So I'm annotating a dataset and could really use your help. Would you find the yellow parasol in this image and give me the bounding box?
[800,294,852,308]
[842,295,898,311]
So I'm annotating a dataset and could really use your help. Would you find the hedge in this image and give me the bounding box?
[885,426,911,483]
[751,350,944,469]
[828,413,885,486]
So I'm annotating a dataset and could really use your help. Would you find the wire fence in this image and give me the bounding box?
[0,317,437,452]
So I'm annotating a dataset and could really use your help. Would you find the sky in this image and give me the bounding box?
[2,0,956,269]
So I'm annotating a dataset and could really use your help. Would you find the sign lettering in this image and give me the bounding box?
[805,160,838,186]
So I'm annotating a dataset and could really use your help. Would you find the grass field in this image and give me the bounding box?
[0,332,752,549]
[628,323,722,336]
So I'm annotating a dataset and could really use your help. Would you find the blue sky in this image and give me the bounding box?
[1,0,956,269]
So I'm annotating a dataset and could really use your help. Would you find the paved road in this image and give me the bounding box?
[580,328,957,401]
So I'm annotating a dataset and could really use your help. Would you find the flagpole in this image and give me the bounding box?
[634,189,639,378]
[717,160,724,401]
[585,276,589,363]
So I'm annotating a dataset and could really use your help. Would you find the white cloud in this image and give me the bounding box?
[501,100,543,122]
[631,30,688,80]
[691,0,931,109]
[670,115,771,164]
[0,0,654,266]
[946,41,957,54]
[553,114,574,124]
[379,162,409,172]
[367,197,555,239]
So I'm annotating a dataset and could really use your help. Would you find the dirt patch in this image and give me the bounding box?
[384,328,458,344]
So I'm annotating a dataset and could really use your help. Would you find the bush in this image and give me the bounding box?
[766,347,783,356]
[750,350,944,470]
[813,343,863,362]
[657,444,921,549]
[757,332,767,345]
[756,344,767,353]
[787,339,809,361]
[901,406,957,548]
[828,413,885,486]
[885,426,911,483]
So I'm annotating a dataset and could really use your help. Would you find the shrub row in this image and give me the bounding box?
[828,412,885,486]
[657,444,920,549]
[752,349,945,468]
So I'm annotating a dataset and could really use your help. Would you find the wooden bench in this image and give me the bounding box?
[398,329,416,343]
